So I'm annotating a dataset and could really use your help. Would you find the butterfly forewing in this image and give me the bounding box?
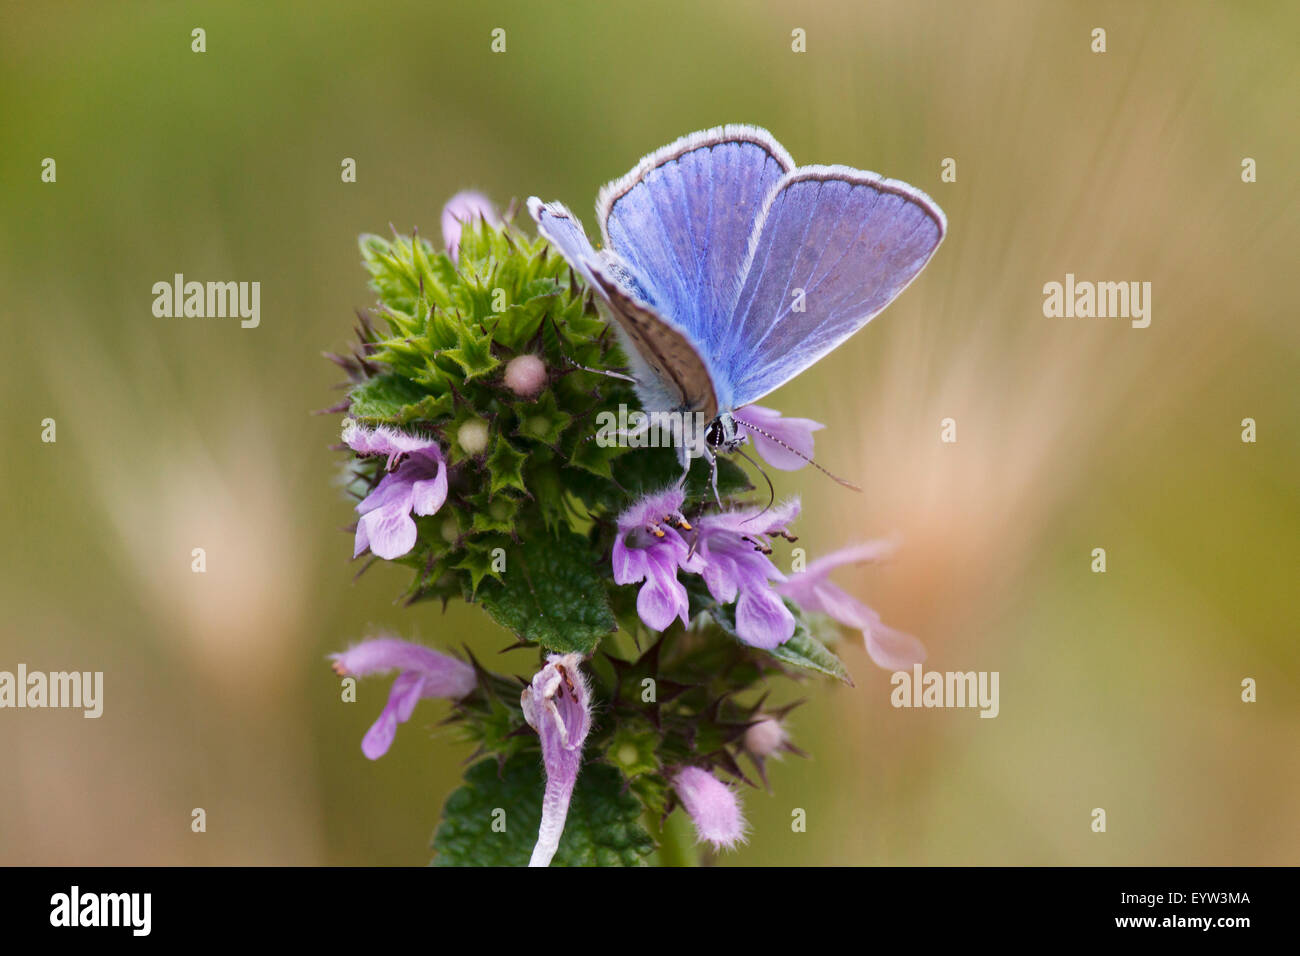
[530,134,945,424]
[528,196,718,418]
[596,126,793,368]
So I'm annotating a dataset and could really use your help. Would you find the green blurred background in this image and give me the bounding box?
[1,0,1296,865]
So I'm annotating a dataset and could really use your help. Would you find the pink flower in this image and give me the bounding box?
[734,404,824,471]
[343,420,448,560]
[672,766,747,852]
[521,653,593,867]
[612,491,803,649]
[612,487,703,632]
[690,499,801,649]
[775,540,926,670]
[440,191,500,263]
[330,636,476,760]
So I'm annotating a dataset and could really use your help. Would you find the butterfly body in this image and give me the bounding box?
[529,125,945,471]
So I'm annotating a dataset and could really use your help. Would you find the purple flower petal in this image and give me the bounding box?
[360,671,425,760]
[440,191,500,263]
[610,535,647,586]
[734,404,824,471]
[864,616,927,671]
[521,653,593,867]
[636,549,691,631]
[775,540,925,670]
[672,766,747,851]
[613,487,697,633]
[342,420,438,463]
[797,538,899,584]
[330,637,476,759]
[347,429,448,560]
[330,637,475,690]
[734,586,796,649]
[700,552,740,604]
[355,500,418,560]
[408,467,448,517]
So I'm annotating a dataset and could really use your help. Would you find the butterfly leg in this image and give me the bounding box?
[673,439,692,489]
[706,448,723,508]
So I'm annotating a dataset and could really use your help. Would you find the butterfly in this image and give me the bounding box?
[528,125,945,494]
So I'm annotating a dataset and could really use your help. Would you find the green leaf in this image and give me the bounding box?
[442,322,500,382]
[486,434,528,495]
[347,373,429,422]
[477,530,617,654]
[432,754,654,866]
[707,598,853,685]
[452,534,510,595]
[468,492,520,535]
[767,620,854,685]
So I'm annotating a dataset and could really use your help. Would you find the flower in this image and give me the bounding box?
[691,498,801,649]
[343,420,448,560]
[612,488,703,632]
[743,716,788,758]
[521,653,593,867]
[672,766,747,852]
[775,540,926,670]
[733,404,824,471]
[440,191,500,263]
[330,636,476,760]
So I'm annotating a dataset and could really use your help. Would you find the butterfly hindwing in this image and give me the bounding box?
[721,165,946,408]
[588,265,719,419]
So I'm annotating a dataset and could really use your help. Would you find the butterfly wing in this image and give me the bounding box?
[721,165,945,408]
[596,125,794,407]
[528,197,720,418]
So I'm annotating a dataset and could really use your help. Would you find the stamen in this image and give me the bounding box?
[663,514,692,531]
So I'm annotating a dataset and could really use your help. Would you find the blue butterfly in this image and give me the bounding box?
[528,125,945,491]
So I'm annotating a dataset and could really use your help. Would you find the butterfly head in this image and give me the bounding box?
[704,412,745,453]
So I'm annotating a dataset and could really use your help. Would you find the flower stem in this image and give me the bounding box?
[648,809,699,867]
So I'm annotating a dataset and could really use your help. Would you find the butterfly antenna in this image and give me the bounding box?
[562,355,639,384]
[732,445,776,518]
[731,416,862,492]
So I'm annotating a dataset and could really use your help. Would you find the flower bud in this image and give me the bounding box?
[456,419,489,456]
[743,716,787,758]
[672,766,747,852]
[504,354,547,398]
[440,190,499,263]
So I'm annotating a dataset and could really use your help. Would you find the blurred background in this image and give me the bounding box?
[1,0,1296,865]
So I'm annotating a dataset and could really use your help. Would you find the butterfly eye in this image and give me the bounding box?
[705,419,725,448]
